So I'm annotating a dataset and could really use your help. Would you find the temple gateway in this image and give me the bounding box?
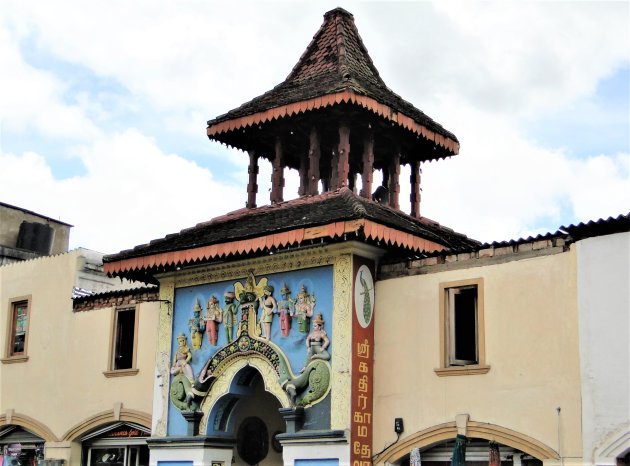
[100,7,626,466]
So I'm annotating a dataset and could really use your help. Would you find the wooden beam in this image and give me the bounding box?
[270,136,284,204]
[410,161,421,218]
[360,130,374,199]
[247,150,258,209]
[388,147,401,210]
[308,127,320,195]
[337,123,350,189]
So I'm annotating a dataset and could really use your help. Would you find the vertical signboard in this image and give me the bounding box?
[350,256,375,466]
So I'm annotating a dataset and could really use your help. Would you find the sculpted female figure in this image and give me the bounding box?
[205,295,222,346]
[294,285,315,334]
[277,284,294,337]
[170,333,194,381]
[258,285,277,340]
[301,313,330,372]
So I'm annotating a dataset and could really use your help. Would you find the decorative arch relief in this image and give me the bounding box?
[166,266,334,436]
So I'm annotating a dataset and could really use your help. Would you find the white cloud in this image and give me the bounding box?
[0,24,100,140]
[0,1,627,252]
[0,130,245,253]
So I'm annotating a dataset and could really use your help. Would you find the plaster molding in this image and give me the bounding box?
[331,253,352,430]
[594,425,630,464]
[61,408,151,441]
[154,277,175,437]
[0,412,59,442]
[375,421,559,465]
[199,355,291,435]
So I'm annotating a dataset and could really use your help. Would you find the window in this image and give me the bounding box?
[3,297,31,362]
[436,279,489,376]
[104,306,139,377]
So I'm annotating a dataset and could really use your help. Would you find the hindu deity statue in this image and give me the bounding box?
[294,285,315,334]
[234,271,267,338]
[258,285,277,340]
[305,313,330,362]
[222,291,238,343]
[189,299,205,350]
[205,295,222,346]
[277,283,294,337]
[170,333,194,381]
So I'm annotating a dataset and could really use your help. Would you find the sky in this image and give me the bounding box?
[0,1,628,254]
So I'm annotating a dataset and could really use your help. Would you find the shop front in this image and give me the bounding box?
[0,426,45,466]
[81,424,150,466]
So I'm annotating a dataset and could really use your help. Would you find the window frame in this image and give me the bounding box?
[436,278,490,376]
[104,305,140,377]
[2,295,32,363]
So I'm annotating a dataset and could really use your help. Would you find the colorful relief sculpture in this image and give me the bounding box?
[279,354,331,407]
[304,313,330,365]
[277,283,294,337]
[258,285,277,340]
[295,285,315,333]
[170,333,194,381]
[359,270,373,324]
[235,271,267,338]
[222,291,238,343]
[205,295,222,346]
[189,299,205,350]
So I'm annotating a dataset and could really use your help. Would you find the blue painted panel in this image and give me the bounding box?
[158,461,192,466]
[167,265,334,435]
[295,459,339,466]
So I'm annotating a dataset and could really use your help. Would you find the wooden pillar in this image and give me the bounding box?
[270,137,284,204]
[298,147,308,197]
[410,160,421,218]
[330,149,339,191]
[360,131,374,199]
[308,127,320,195]
[388,147,401,210]
[246,150,258,209]
[337,124,350,189]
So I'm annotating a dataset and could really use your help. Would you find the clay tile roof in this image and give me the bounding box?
[103,188,479,266]
[207,8,458,149]
[560,213,630,240]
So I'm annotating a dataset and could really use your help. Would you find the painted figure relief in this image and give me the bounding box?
[235,271,267,337]
[205,296,222,346]
[277,283,294,337]
[258,285,277,340]
[304,313,330,364]
[170,333,194,380]
[189,299,205,350]
[354,265,375,328]
[295,285,315,333]
[222,291,238,343]
[169,267,335,434]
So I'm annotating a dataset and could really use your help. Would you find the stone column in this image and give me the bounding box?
[247,150,258,209]
[270,137,284,204]
[410,160,421,218]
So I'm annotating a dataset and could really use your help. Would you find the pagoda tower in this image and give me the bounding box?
[207,7,459,217]
[104,8,476,466]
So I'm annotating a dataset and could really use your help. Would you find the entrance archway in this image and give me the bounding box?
[207,365,285,465]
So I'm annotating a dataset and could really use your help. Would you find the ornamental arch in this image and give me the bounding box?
[376,421,559,465]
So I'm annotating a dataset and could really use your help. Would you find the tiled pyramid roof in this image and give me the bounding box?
[207,8,458,153]
[103,188,479,281]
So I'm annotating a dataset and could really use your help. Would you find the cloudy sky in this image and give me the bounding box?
[0,1,628,254]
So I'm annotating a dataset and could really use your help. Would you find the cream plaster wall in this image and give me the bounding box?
[577,231,630,465]
[0,250,159,442]
[373,248,581,462]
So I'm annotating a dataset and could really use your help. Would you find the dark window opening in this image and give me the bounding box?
[114,308,135,370]
[448,286,478,366]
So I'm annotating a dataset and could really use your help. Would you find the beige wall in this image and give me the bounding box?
[373,247,581,463]
[0,250,159,451]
